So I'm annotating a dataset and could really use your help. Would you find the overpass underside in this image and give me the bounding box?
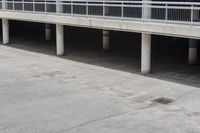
[0,0,200,74]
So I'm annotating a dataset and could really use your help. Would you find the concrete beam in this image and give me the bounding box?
[103,30,110,50]
[2,19,9,44]
[189,39,198,64]
[1,12,200,39]
[141,33,151,74]
[56,24,64,56]
[45,24,51,41]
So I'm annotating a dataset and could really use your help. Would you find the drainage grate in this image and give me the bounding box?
[152,97,174,104]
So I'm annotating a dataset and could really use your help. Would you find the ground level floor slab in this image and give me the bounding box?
[0,42,200,133]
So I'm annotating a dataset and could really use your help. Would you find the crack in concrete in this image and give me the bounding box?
[56,112,127,133]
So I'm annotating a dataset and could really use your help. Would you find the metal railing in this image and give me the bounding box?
[0,0,200,25]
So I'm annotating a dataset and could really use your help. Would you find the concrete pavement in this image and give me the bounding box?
[0,44,200,133]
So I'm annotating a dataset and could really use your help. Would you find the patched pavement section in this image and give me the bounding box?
[0,45,200,133]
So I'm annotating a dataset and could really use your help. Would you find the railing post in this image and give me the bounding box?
[12,0,16,11]
[57,0,63,15]
[71,1,73,15]
[103,2,105,17]
[142,2,144,20]
[33,0,35,12]
[56,0,58,14]
[121,2,124,19]
[2,0,4,10]
[44,0,46,13]
[13,0,16,11]
[2,0,7,10]
[191,4,194,24]
[142,0,152,20]
[86,1,88,16]
[22,0,24,11]
[165,3,168,22]
[12,0,14,10]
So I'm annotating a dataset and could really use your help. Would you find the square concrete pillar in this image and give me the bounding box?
[56,24,64,56]
[2,19,9,44]
[141,33,151,74]
[189,39,198,64]
[45,24,51,41]
[103,30,110,50]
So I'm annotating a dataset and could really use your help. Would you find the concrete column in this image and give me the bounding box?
[189,39,198,64]
[141,33,151,74]
[142,0,152,19]
[45,24,51,41]
[102,30,110,50]
[2,19,9,44]
[56,24,64,56]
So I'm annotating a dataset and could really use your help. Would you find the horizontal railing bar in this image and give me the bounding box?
[4,1,200,9]
[0,0,200,26]
[2,0,200,6]
[5,3,200,10]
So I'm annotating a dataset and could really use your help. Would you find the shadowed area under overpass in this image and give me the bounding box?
[2,20,200,88]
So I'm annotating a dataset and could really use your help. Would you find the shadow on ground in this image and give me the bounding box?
[1,20,200,88]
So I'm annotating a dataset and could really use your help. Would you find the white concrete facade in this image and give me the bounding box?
[102,30,110,50]
[189,39,198,64]
[2,19,9,44]
[56,24,64,56]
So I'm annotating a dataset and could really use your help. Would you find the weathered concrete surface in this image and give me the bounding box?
[0,43,200,133]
